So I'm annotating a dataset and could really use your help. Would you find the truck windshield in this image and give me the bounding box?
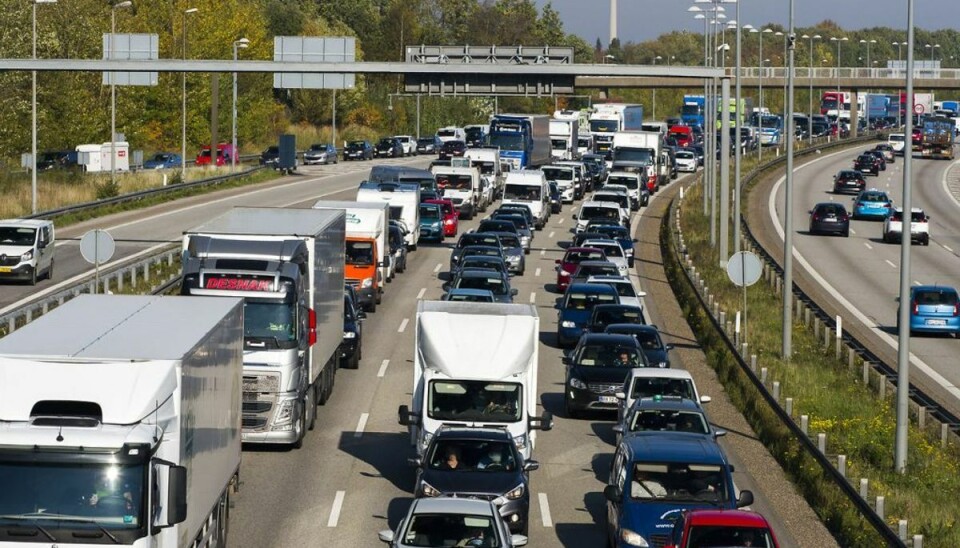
[590,120,619,133]
[681,104,702,116]
[436,174,473,190]
[613,149,654,165]
[503,185,541,201]
[551,139,568,150]
[0,227,36,246]
[0,458,146,541]
[346,241,375,266]
[244,301,296,342]
[578,137,592,148]
[428,381,522,422]
[489,134,524,151]
[760,117,782,128]
[471,161,496,174]
[630,463,727,503]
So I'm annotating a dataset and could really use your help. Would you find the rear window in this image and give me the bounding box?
[565,292,617,309]
[630,377,695,400]
[915,289,958,306]
[565,251,605,263]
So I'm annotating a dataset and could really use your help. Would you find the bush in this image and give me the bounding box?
[94,179,121,200]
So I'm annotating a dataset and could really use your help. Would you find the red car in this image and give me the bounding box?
[555,247,605,292]
[425,198,459,237]
[665,509,780,548]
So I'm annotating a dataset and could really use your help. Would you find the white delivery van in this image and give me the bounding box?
[357,181,422,250]
[502,170,549,229]
[432,165,483,219]
[436,126,466,143]
[0,218,55,285]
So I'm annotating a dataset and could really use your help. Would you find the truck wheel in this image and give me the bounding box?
[292,402,306,449]
[376,289,383,305]
[213,491,230,548]
[366,299,377,313]
[306,388,317,431]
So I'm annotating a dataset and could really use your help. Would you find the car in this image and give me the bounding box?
[888,133,907,155]
[585,304,645,334]
[605,172,644,210]
[675,149,698,172]
[865,149,887,170]
[454,246,507,275]
[570,260,623,287]
[388,224,408,274]
[572,231,609,249]
[377,496,528,547]
[412,426,539,534]
[563,333,646,417]
[548,182,563,213]
[425,198,459,237]
[883,207,929,245]
[575,201,627,233]
[832,170,867,194]
[490,214,533,253]
[444,269,518,304]
[604,435,753,548]
[419,189,441,202]
[345,140,373,160]
[340,292,365,369]
[854,153,880,176]
[874,143,895,163]
[259,145,280,167]
[582,239,629,277]
[555,247,606,292]
[418,203,445,243]
[555,283,621,347]
[491,232,526,275]
[493,204,537,230]
[554,160,588,198]
[143,152,182,169]
[303,143,337,165]
[394,135,416,156]
[605,324,675,369]
[439,140,467,160]
[666,509,781,548]
[375,137,404,158]
[614,396,725,446]
[808,202,850,237]
[449,232,504,271]
[902,285,960,336]
[542,165,577,203]
[852,189,893,220]
[613,368,710,426]
[586,223,637,267]
[456,256,509,278]
[443,288,497,302]
[588,275,645,309]
[592,190,632,220]
[582,153,609,183]
[416,136,442,154]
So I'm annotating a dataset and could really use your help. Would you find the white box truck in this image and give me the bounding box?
[313,200,390,309]
[549,118,579,160]
[464,147,504,199]
[181,207,345,447]
[612,131,669,191]
[502,170,549,229]
[398,301,553,460]
[431,165,483,219]
[76,142,130,173]
[0,294,243,548]
[356,181,421,251]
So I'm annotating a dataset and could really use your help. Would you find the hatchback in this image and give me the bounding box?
[555,283,620,347]
[904,285,960,336]
[883,207,929,245]
[304,143,337,165]
[439,140,467,160]
[852,189,893,220]
[446,270,518,303]
[555,247,606,292]
[854,153,879,176]
[833,170,866,194]
[808,202,850,237]
[378,497,528,547]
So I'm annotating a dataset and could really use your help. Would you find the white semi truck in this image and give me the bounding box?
[0,294,243,547]
[549,118,579,160]
[398,301,552,460]
[181,207,345,447]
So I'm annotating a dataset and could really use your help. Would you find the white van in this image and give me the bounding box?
[356,182,421,250]
[0,219,55,285]
[575,201,625,233]
[887,133,906,155]
[502,170,549,229]
[436,127,466,143]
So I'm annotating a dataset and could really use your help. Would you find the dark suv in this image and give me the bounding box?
[412,426,539,535]
[345,140,373,160]
[832,170,866,194]
[375,137,404,158]
[439,140,467,160]
[854,153,880,176]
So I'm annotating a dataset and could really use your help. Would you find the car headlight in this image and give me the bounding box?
[569,377,587,390]
[513,434,528,452]
[21,250,33,261]
[420,480,442,497]
[362,277,374,289]
[620,529,650,547]
[342,331,356,339]
[561,320,577,328]
[505,483,525,500]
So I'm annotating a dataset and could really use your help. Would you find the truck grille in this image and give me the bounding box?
[588,383,621,394]
[243,374,279,393]
[345,278,360,288]
[242,416,268,429]
[242,401,273,414]
[0,255,21,267]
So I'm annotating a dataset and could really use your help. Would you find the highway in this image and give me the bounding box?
[0,157,837,546]
[764,144,960,415]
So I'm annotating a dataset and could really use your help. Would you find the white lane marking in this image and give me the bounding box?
[549,231,555,238]
[354,413,369,438]
[540,249,546,256]
[864,242,873,250]
[416,287,426,299]
[945,245,954,252]
[914,280,922,286]
[433,263,442,273]
[398,318,409,333]
[558,217,565,224]
[529,292,537,303]
[327,491,346,527]
[538,493,553,528]
[377,359,390,378]
[535,268,542,277]
[850,229,857,235]
[885,259,897,268]
[938,157,960,210]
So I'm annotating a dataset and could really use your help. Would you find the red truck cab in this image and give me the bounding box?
[669,125,694,148]
[665,509,780,548]
[425,198,459,237]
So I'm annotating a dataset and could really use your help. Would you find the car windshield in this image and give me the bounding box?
[448,292,494,303]
[815,204,845,216]
[594,195,629,209]
[0,227,36,246]
[630,463,727,503]
[889,134,905,142]
[593,308,643,330]
[462,248,501,259]
[580,206,621,222]
[543,167,574,181]
[603,282,637,298]
[629,409,710,435]
[437,174,473,190]
[503,185,541,201]
[458,235,499,249]
[420,206,441,220]
[575,264,619,278]
[402,513,501,548]
[687,525,776,548]
[860,193,888,203]
[590,243,624,258]
[455,276,508,295]
[629,377,695,400]
[565,291,617,310]
[575,344,642,367]
[497,235,521,249]
[428,381,522,422]
[427,440,516,472]
[595,226,629,239]
[677,152,695,159]
[348,141,365,148]
[461,258,503,272]
[489,133,524,151]
[418,138,435,146]
[309,145,326,151]
[244,301,297,342]
[495,216,528,230]
[914,289,958,306]
[346,241,375,266]
[565,251,605,263]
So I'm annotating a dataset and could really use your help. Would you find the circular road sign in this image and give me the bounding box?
[726,251,763,287]
[914,103,925,115]
[80,229,116,265]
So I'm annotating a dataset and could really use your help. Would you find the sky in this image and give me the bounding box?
[535,0,956,46]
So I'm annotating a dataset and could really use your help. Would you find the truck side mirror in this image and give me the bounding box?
[398,405,419,426]
[308,308,317,346]
[167,466,188,526]
[700,395,712,404]
[736,490,754,508]
[510,288,519,296]
[529,412,553,431]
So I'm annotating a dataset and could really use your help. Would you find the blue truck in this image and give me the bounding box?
[488,114,551,170]
[680,95,706,128]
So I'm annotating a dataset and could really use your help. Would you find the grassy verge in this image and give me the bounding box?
[671,166,960,546]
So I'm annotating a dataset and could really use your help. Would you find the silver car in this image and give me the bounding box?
[379,497,528,547]
[492,231,526,275]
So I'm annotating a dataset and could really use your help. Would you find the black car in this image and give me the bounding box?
[809,202,850,237]
[412,426,539,534]
[439,140,467,160]
[345,140,373,160]
[340,293,365,369]
[478,219,519,237]
[854,153,880,176]
[375,137,404,158]
[388,225,408,274]
[548,182,562,213]
[585,304,645,334]
[564,333,646,418]
[416,136,441,154]
[605,324,674,368]
[449,232,504,271]
[572,231,609,248]
[259,145,280,166]
[865,149,887,170]
[833,170,867,194]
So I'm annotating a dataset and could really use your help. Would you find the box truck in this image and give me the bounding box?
[588,104,644,161]
[181,207,345,447]
[611,131,668,192]
[0,294,243,548]
[488,114,551,170]
[464,147,505,199]
[357,181,422,251]
[313,200,389,311]
[76,142,130,173]
[398,301,552,460]
[549,118,580,160]
[431,165,484,219]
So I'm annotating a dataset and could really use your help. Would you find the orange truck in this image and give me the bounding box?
[312,200,388,312]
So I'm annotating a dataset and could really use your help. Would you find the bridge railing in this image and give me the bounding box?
[731,66,958,80]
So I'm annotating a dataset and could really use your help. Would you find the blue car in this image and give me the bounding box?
[852,189,893,220]
[604,434,753,548]
[905,285,960,336]
[143,152,182,169]
[555,283,620,348]
[418,203,444,242]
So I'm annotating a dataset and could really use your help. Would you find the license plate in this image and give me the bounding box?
[823,218,836,222]
[598,396,618,404]
[0,267,10,273]
[926,319,947,326]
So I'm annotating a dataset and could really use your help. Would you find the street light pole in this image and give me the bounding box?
[803,34,821,142]
[31,0,57,215]
[231,38,249,173]
[653,55,662,119]
[181,8,197,183]
[732,0,742,255]
[782,0,796,359]
[109,1,131,191]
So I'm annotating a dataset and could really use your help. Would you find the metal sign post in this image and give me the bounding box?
[80,229,116,294]
[726,251,762,344]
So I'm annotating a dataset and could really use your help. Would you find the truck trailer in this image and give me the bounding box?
[181,207,345,447]
[357,181,422,251]
[0,294,243,548]
[920,116,955,159]
[549,118,579,160]
[312,200,389,310]
[588,104,644,162]
[488,114,551,170]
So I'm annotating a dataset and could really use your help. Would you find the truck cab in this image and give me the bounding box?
[432,165,483,220]
[357,182,422,251]
[502,171,549,229]
[0,219,55,285]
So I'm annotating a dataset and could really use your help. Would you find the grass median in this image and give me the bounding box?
[669,157,960,546]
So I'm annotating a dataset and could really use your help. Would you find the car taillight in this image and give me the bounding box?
[913,300,919,315]
[812,214,820,221]
[954,302,959,317]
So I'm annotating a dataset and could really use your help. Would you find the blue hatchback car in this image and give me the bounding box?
[418,203,444,242]
[852,189,893,220]
[906,285,960,336]
[555,283,620,347]
[143,152,182,169]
